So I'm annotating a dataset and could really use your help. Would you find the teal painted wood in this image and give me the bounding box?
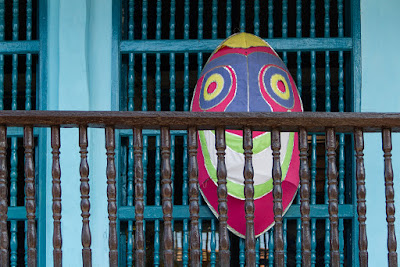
[268,230,274,267]
[268,0,273,38]
[199,219,203,263]
[212,0,217,39]
[198,0,203,40]
[183,0,189,111]
[310,1,317,265]
[210,220,216,266]
[0,41,39,54]
[240,0,245,32]
[12,0,18,111]
[296,3,302,266]
[126,1,134,265]
[11,2,19,265]
[284,219,287,265]
[154,220,160,266]
[169,0,176,112]
[337,1,345,265]
[25,221,27,267]
[182,4,190,263]
[182,1,190,259]
[0,0,3,110]
[254,0,260,36]
[239,238,245,267]
[141,0,147,111]
[25,0,32,110]
[296,218,302,266]
[170,135,175,214]
[255,237,260,266]
[126,0,135,266]
[325,154,331,267]
[128,0,134,111]
[127,136,134,266]
[117,204,355,221]
[325,0,331,112]
[296,0,302,94]
[226,0,231,37]
[282,0,288,64]
[153,1,162,262]
[154,136,161,266]
[142,135,148,252]
[120,38,353,53]
[197,4,204,248]
[325,50,331,112]
[324,2,331,266]
[10,138,17,266]
[182,219,189,266]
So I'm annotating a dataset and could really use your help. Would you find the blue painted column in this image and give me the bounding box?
[46,0,112,266]
[361,0,400,265]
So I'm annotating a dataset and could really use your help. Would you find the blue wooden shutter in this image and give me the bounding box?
[115,0,361,265]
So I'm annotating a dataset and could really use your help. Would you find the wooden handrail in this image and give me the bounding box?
[0,111,398,131]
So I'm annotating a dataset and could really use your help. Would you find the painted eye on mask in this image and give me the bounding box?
[198,65,237,111]
[259,65,295,110]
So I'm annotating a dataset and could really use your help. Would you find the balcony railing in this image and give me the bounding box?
[0,111,397,266]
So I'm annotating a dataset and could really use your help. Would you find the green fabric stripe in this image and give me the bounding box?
[199,131,295,200]
[225,131,271,154]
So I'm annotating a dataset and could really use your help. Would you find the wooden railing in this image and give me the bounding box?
[0,111,398,266]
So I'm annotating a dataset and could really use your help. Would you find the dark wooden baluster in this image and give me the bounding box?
[79,126,92,267]
[0,126,7,265]
[161,127,174,266]
[354,128,368,266]
[52,126,62,267]
[105,127,118,266]
[243,127,255,266]
[24,126,36,267]
[215,127,230,265]
[326,128,339,267]
[299,128,311,266]
[188,127,200,266]
[271,128,284,266]
[134,127,145,266]
[382,128,398,266]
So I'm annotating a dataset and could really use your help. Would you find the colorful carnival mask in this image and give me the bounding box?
[190,33,303,238]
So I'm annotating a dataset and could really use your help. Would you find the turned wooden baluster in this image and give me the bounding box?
[326,128,339,267]
[271,128,284,266]
[188,127,200,266]
[382,128,398,267]
[0,126,7,265]
[215,127,230,266]
[24,126,36,267]
[79,126,92,267]
[52,126,62,267]
[299,128,311,266]
[243,127,255,266]
[354,128,368,266]
[134,127,145,266]
[161,127,174,266]
[106,127,118,266]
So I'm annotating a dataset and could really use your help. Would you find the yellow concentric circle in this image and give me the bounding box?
[270,74,290,100]
[203,73,225,101]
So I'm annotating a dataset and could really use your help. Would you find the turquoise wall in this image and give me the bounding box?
[46,0,112,265]
[361,0,400,265]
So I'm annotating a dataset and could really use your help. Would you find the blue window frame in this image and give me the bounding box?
[2,0,47,265]
[113,0,361,265]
